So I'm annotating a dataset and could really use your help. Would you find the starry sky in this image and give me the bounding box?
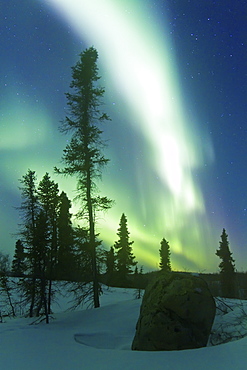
[1,0,247,272]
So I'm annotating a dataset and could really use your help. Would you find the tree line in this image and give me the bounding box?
[11,168,140,321]
[8,194,236,322]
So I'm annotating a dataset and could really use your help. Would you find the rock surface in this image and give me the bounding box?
[132,272,216,351]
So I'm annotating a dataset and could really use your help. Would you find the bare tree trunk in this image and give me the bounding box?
[48,279,52,314]
[37,277,49,323]
[29,277,36,317]
[42,277,49,324]
[86,170,100,308]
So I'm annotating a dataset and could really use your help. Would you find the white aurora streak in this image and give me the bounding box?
[43,0,215,270]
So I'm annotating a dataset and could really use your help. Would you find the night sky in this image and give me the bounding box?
[1,0,247,272]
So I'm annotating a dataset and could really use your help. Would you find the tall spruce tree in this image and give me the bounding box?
[114,213,137,283]
[55,47,113,308]
[159,238,171,272]
[216,228,235,298]
[37,173,60,315]
[17,169,39,317]
[33,209,49,322]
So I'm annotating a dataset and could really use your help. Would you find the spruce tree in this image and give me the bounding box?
[12,239,26,276]
[106,247,116,275]
[56,191,74,280]
[33,209,49,322]
[159,238,171,272]
[134,265,144,299]
[216,228,235,298]
[105,246,116,285]
[55,47,113,308]
[114,213,137,283]
[37,173,60,315]
[17,169,39,317]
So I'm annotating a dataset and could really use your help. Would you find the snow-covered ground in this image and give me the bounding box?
[1,286,247,370]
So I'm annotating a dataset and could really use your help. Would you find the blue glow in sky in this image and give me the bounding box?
[1,0,247,272]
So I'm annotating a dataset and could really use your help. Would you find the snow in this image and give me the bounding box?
[1,286,247,370]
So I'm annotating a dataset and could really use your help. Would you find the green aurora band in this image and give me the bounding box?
[25,0,219,271]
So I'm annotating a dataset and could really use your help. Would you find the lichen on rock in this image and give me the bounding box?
[132,272,216,351]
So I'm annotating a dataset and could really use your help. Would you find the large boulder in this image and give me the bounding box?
[132,272,216,351]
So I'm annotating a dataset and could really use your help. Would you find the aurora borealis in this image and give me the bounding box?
[1,0,247,272]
